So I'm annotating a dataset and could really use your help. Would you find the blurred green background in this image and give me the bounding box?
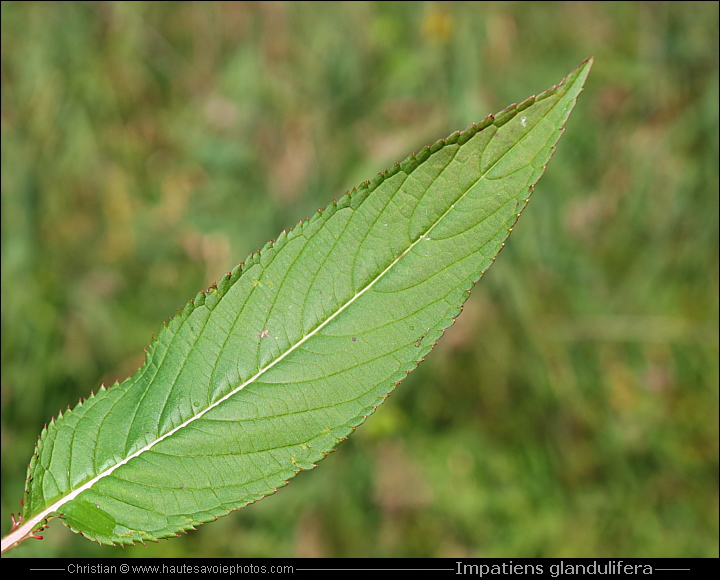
[1,1,717,558]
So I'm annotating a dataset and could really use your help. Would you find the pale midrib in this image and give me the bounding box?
[7,105,554,548]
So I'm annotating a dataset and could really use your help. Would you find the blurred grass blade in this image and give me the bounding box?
[2,58,591,550]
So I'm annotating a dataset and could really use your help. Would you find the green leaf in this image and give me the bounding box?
[3,58,591,550]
